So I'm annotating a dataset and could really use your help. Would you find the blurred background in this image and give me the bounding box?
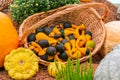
[108,0,120,6]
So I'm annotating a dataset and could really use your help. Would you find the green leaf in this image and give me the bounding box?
[55,53,93,80]
[10,0,80,24]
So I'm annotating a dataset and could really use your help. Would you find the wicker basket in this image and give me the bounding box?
[19,4,78,38]
[19,3,108,66]
[93,0,118,22]
[0,0,13,11]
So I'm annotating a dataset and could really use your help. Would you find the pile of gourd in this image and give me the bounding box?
[27,21,95,62]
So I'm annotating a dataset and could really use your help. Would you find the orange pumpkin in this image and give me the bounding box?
[0,12,19,67]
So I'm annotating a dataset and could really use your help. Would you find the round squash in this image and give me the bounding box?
[4,47,39,79]
[94,44,120,80]
[0,12,19,67]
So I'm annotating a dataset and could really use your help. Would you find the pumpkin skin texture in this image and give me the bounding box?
[94,45,120,80]
[0,12,19,67]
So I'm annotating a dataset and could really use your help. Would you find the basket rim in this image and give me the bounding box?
[19,4,79,38]
[20,3,108,42]
[20,3,107,66]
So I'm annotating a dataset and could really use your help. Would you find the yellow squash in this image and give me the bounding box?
[48,62,66,77]
[4,48,39,80]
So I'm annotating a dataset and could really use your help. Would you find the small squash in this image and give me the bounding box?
[79,48,91,56]
[85,30,92,41]
[58,51,68,61]
[76,35,87,49]
[0,12,19,67]
[46,46,57,56]
[37,40,49,48]
[29,42,45,56]
[62,40,72,57]
[54,54,63,62]
[71,50,82,59]
[47,62,66,77]
[85,40,95,51]
[43,27,52,35]
[40,54,48,61]
[74,24,85,38]
[35,27,43,33]
[47,55,54,62]
[63,21,72,29]
[64,29,74,36]
[54,34,62,39]
[55,43,64,53]
[52,27,61,34]
[49,31,55,37]
[74,26,80,38]
[4,47,39,80]
[27,33,36,42]
[69,35,76,52]
[36,32,57,44]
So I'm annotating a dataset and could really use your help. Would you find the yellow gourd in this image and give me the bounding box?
[54,54,63,62]
[74,24,85,38]
[36,32,57,44]
[29,42,45,56]
[49,31,55,37]
[71,51,82,59]
[72,24,78,28]
[81,30,85,35]
[86,34,92,41]
[70,39,76,52]
[64,29,74,36]
[47,55,54,61]
[36,32,56,41]
[76,35,87,49]
[28,22,94,61]
[57,37,63,42]
[78,24,85,30]
[64,42,72,57]
[66,28,75,31]
[4,48,39,80]
[79,48,88,56]
[48,62,66,77]
[52,27,61,34]
[74,26,80,38]
[85,40,95,51]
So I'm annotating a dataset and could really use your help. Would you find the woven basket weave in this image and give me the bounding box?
[19,4,78,38]
[0,0,13,11]
[93,0,118,22]
[19,3,108,66]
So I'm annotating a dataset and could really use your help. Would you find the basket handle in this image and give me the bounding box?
[19,3,109,46]
[80,2,109,21]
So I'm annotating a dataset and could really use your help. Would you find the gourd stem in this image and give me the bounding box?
[19,60,24,65]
